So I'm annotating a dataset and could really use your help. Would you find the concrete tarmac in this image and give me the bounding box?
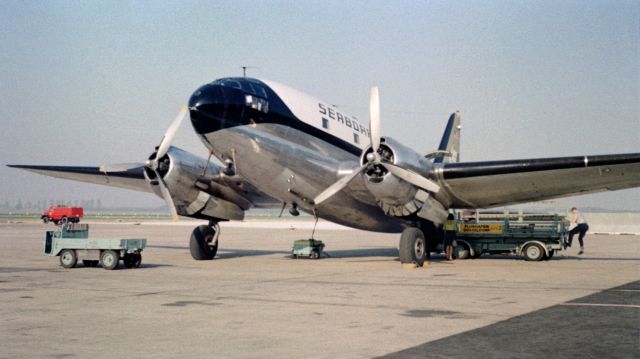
[1,222,638,358]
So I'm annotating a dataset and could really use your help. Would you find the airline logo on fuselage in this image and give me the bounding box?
[318,103,370,137]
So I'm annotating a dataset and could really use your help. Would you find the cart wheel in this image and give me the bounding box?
[59,217,68,225]
[310,252,319,259]
[455,243,470,260]
[133,253,142,268]
[545,249,555,260]
[101,250,119,270]
[60,249,77,268]
[123,254,134,268]
[524,243,545,261]
[42,217,49,224]
[292,254,298,259]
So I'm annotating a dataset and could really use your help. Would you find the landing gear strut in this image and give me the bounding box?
[190,221,220,260]
[399,227,426,267]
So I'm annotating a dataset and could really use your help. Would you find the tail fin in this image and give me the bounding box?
[434,111,461,163]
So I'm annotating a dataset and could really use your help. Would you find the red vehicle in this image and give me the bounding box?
[41,206,84,225]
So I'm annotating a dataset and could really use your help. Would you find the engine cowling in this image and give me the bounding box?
[144,147,245,220]
[360,137,447,222]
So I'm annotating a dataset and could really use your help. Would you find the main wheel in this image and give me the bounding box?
[524,243,545,261]
[60,249,77,268]
[399,227,426,267]
[101,250,120,270]
[190,225,218,260]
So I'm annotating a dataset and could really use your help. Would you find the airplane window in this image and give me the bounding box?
[254,85,268,98]
[244,95,269,113]
[322,118,329,129]
[242,82,258,95]
[353,133,360,144]
[220,80,242,89]
[245,79,268,98]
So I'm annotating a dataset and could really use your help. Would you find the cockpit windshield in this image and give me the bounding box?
[211,78,268,99]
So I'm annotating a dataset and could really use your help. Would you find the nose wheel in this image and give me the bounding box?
[190,222,220,260]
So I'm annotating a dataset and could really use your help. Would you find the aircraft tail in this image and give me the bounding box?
[434,112,461,163]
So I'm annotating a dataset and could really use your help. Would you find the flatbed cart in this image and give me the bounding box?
[44,223,147,270]
[431,212,569,261]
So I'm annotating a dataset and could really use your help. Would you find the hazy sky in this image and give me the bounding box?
[1,0,638,211]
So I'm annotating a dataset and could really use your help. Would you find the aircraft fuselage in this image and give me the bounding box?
[189,77,405,232]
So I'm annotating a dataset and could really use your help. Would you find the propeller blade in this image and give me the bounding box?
[384,163,441,193]
[369,86,381,152]
[156,105,188,160]
[99,163,144,173]
[314,165,368,206]
[156,172,179,221]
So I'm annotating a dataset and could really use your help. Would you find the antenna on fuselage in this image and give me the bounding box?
[240,66,259,78]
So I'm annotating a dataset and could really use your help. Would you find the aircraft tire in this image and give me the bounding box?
[190,225,218,260]
[399,227,426,267]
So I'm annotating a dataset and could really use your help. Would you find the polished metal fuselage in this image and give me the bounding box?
[199,123,406,232]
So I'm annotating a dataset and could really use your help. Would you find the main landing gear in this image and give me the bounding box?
[399,227,427,267]
[190,221,220,260]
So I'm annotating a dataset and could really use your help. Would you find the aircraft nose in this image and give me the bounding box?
[189,83,246,135]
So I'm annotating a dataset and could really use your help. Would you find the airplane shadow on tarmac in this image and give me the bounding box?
[147,245,400,259]
[147,245,639,262]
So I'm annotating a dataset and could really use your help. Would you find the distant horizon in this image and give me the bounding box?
[1,199,638,215]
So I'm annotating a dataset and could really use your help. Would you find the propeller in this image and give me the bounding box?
[99,163,144,173]
[144,105,189,220]
[313,86,440,207]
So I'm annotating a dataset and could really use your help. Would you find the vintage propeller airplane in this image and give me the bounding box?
[9,77,640,266]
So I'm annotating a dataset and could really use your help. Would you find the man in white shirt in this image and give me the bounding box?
[566,207,589,255]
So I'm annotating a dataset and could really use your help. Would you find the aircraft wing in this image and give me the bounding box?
[7,164,151,193]
[435,153,640,208]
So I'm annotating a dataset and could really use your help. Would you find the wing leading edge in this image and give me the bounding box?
[435,153,640,208]
[7,164,151,193]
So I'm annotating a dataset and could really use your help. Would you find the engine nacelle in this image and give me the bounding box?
[360,137,445,221]
[144,147,245,221]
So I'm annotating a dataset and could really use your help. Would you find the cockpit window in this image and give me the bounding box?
[219,79,242,89]
[211,78,269,99]
[245,94,269,113]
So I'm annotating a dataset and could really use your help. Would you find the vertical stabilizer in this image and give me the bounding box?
[434,112,461,163]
